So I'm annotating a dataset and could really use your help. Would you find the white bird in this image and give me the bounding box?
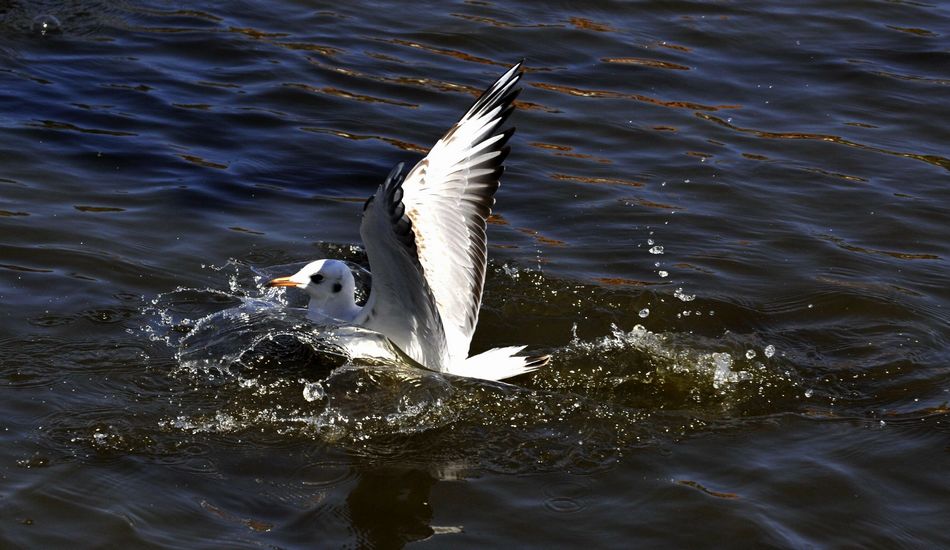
[268,61,548,381]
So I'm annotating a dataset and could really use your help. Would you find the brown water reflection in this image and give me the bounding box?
[2,0,949,547]
[697,113,950,171]
[533,82,731,111]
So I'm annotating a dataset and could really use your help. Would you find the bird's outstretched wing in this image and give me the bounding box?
[358,62,522,370]
[357,163,448,370]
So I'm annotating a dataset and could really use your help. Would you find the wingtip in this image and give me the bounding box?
[508,354,550,378]
[507,60,525,84]
[459,61,524,127]
[524,354,551,369]
[497,126,516,147]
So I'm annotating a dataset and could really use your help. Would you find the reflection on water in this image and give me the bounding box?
[346,467,438,546]
[1,0,949,546]
[696,112,950,172]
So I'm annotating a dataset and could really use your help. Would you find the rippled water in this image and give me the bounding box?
[2,1,949,547]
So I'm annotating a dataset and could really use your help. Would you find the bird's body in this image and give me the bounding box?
[268,62,548,381]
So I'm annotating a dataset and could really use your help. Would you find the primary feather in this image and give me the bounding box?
[272,62,549,380]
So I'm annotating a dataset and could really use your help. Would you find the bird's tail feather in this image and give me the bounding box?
[445,346,550,381]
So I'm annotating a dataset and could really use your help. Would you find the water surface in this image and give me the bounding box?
[1,1,948,547]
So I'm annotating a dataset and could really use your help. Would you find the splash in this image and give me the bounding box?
[537,322,801,415]
[129,259,804,472]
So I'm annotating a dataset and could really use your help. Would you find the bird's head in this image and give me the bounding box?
[267,259,355,305]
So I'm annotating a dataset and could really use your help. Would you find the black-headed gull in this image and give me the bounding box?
[268,62,548,381]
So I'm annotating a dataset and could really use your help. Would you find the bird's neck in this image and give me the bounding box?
[307,294,362,324]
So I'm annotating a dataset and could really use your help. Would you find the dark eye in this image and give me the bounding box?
[310,274,324,284]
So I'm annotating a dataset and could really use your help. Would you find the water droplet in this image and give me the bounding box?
[658,270,669,278]
[303,381,325,402]
[647,238,654,245]
[648,245,664,255]
[712,353,734,389]
[804,388,813,398]
[764,344,775,358]
[638,308,649,318]
[32,15,62,37]
[745,349,756,360]
[673,288,695,302]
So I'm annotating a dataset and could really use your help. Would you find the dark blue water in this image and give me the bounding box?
[1,1,948,547]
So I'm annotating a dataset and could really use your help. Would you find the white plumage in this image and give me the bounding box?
[268,62,548,381]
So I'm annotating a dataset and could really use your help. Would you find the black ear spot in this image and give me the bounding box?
[332,282,342,293]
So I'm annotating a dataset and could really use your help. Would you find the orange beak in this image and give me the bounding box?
[267,276,297,287]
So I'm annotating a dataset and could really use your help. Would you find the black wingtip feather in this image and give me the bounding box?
[461,61,523,123]
[496,129,515,150]
[376,161,419,253]
[493,106,517,133]
[503,87,522,106]
[489,166,505,182]
[497,146,511,164]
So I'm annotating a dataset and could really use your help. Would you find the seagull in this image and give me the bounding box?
[267,61,548,381]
